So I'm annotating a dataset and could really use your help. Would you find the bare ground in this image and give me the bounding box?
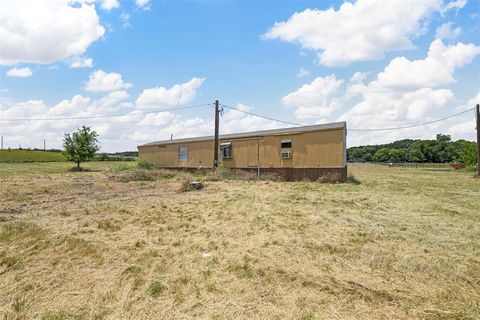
[0,163,479,319]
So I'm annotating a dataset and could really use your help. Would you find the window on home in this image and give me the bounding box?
[281,151,292,159]
[281,139,292,148]
[179,146,188,161]
[220,143,232,159]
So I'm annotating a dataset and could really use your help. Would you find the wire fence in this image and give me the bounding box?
[347,162,454,169]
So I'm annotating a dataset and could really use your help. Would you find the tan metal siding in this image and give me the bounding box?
[138,128,345,168]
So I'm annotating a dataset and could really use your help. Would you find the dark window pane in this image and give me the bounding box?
[281,141,292,148]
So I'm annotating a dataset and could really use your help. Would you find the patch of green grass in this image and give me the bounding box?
[147,281,165,297]
[12,296,27,313]
[137,161,158,170]
[58,236,100,259]
[0,252,22,270]
[0,149,66,163]
[0,222,46,244]
[0,161,137,176]
[228,260,254,279]
[40,310,82,320]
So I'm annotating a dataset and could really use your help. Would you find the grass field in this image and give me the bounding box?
[0,150,66,163]
[0,162,479,319]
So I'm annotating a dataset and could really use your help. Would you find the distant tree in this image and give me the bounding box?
[373,148,391,162]
[347,134,476,164]
[454,141,477,166]
[63,126,100,169]
[436,134,451,143]
[406,142,425,162]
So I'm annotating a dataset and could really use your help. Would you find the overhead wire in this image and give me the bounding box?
[222,103,475,132]
[1,101,474,132]
[221,104,302,126]
[348,107,475,131]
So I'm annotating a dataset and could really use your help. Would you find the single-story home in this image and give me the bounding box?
[137,121,347,181]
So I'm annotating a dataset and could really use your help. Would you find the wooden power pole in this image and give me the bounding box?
[213,100,220,170]
[476,104,480,177]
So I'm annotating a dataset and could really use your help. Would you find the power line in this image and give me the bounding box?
[223,103,474,132]
[348,107,475,131]
[0,103,211,122]
[222,104,302,126]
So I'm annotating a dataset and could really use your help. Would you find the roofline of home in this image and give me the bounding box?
[138,121,346,147]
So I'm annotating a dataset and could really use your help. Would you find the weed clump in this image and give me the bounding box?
[148,281,165,297]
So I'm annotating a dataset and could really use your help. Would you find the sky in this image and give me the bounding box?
[0,0,479,152]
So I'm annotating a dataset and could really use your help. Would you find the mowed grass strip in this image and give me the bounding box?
[0,149,66,163]
[0,163,479,319]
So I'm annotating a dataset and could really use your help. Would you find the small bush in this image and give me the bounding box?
[148,281,165,297]
[137,161,158,170]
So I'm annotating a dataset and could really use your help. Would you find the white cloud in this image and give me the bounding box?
[120,13,131,28]
[70,57,93,68]
[136,77,205,109]
[0,0,105,65]
[6,67,33,77]
[296,67,310,78]
[135,0,151,9]
[448,119,475,136]
[443,0,467,11]
[435,22,461,39]
[350,72,368,84]
[0,94,283,152]
[281,75,344,119]
[85,70,132,92]
[467,90,480,106]
[263,0,465,66]
[101,0,119,11]
[335,40,480,145]
[376,40,480,88]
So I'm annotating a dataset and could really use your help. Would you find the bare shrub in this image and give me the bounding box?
[178,176,203,192]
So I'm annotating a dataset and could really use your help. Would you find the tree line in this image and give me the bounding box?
[347,134,477,166]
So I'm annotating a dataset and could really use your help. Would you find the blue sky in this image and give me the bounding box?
[0,0,479,151]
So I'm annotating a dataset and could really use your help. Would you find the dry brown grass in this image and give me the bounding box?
[0,162,479,319]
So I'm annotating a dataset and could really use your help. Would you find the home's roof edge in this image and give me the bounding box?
[138,121,346,147]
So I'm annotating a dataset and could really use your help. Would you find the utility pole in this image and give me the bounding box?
[476,104,480,177]
[1,136,3,150]
[213,100,220,170]
[43,139,46,151]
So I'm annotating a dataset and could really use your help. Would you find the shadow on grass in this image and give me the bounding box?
[68,166,102,172]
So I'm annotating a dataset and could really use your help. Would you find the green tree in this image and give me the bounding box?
[63,126,100,169]
[406,142,425,162]
[373,148,391,162]
[454,141,477,166]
